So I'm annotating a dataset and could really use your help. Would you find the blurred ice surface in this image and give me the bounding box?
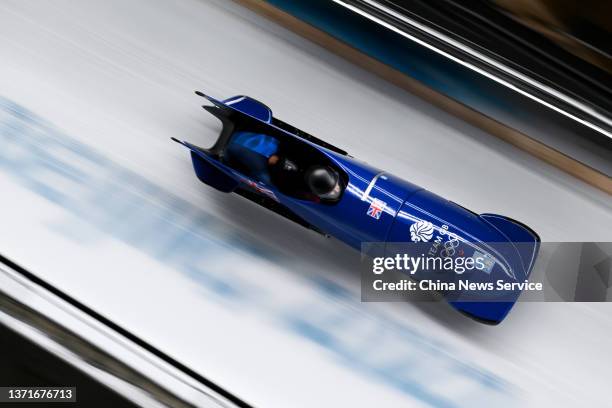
[0,0,610,407]
[0,97,516,407]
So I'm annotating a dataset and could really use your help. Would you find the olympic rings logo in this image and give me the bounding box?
[440,237,461,258]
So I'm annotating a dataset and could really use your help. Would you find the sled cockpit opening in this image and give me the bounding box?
[221,129,346,204]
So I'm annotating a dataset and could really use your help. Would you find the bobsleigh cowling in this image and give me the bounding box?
[173,92,540,325]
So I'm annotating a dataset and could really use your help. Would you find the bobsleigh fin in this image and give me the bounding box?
[171,138,238,193]
[223,95,272,123]
[195,91,272,123]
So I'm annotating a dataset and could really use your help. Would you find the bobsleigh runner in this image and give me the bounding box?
[173,92,540,324]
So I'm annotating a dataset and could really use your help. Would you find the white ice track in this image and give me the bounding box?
[0,0,610,407]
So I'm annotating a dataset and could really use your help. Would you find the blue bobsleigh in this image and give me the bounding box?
[173,92,540,324]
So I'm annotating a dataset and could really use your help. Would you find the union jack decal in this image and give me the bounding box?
[366,199,385,220]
